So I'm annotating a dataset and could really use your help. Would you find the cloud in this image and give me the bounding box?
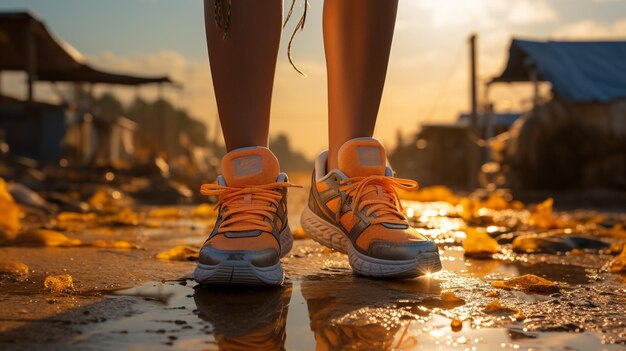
[508,0,557,24]
[88,50,215,112]
[0,29,526,158]
[552,19,626,39]
[410,0,557,28]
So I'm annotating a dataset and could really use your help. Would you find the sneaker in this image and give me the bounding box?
[194,147,296,286]
[194,285,291,350]
[301,137,442,278]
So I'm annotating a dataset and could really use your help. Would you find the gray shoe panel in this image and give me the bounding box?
[366,240,438,261]
[199,246,280,268]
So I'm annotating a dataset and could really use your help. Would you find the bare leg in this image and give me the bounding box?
[323,0,399,170]
[204,0,282,151]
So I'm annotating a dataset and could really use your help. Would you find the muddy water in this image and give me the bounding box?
[57,242,622,351]
[1,188,626,350]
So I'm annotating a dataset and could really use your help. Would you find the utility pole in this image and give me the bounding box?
[26,17,37,104]
[468,34,480,190]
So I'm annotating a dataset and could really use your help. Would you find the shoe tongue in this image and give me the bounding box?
[337,138,386,177]
[221,147,280,187]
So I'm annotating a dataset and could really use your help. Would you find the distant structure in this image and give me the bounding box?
[392,38,626,191]
[391,111,520,189]
[0,12,174,166]
[489,39,626,190]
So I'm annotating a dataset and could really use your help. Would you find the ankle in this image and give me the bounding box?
[326,150,339,171]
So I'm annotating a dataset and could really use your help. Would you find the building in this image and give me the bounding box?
[489,39,626,190]
[0,11,172,166]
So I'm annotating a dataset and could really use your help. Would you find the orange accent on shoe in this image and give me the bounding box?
[208,232,281,251]
[201,182,300,234]
[338,175,418,225]
[221,147,280,187]
[337,138,387,177]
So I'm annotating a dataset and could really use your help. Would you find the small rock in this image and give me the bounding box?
[608,245,626,273]
[508,327,536,339]
[44,274,74,293]
[463,228,499,258]
[450,319,463,332]
[0,178,21,240]
[0,261,29,281]
[191,203,217,218]
[484,300,518,314]
[91,240,135,249]
[292,226,309,240]
[491,274,560,294]
[149,207,183,219]
[156,246,198,261]
[485,290,500,298]
[13,229,81,247]
[441,291,465,303]
[528,198,556,229]
[514,310,526,321]
[8,182,50,210]
[512,233,610,254]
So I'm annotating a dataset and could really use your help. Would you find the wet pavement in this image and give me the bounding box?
[1,180,626,350]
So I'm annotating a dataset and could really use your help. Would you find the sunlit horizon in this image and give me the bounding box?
[1,0,625,158]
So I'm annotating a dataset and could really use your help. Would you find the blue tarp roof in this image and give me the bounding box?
[457,113,521,128]
[492,39,626,102]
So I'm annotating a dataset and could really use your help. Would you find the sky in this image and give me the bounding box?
[2,0,626,158]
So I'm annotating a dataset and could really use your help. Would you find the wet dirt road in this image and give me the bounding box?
[1,182,625,350]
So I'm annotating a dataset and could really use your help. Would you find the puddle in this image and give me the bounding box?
[3,196,626,350]
[61,272,621,351]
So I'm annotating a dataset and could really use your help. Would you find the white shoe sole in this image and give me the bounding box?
[301,206,442,278]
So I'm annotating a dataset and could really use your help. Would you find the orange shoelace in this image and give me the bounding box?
[200,182,300,233]
[339,175,418,225]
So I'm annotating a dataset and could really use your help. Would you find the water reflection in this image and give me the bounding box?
[299,276,441,350]
[193,276,443,351]
[194,285,292,351]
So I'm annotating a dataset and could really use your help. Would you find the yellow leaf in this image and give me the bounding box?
[463,228,498,258]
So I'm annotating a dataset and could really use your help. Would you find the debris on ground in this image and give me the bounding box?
[450,319,463,332]
[398,185,460,205]
[484,300,519,314]
[482,192,522,211]
[90,240,135,249]
[529,198,556,229]
[0,178,21,241]
[485,290,500,297]
[0,261,29,281]
[7,182,51,211]
[514,310,526,321]
[2,175,626,348]
[512,233,610,254]
[149,207,183,219]
[56,212,97,223]
[12,229,81,247]
[44,274,74,293]
[441,291,465,303]
[155,246,198,261]
[608,245,626,273]
[191,203,217,218]
[491,274,560,294]
[88,189,130,212]
[102,208,140,226]
[608,242,624,255]
[458,197,480,221]
[293,226,308,240]
[463,228,499,258]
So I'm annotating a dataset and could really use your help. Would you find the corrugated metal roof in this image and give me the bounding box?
[492,39,626,102]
